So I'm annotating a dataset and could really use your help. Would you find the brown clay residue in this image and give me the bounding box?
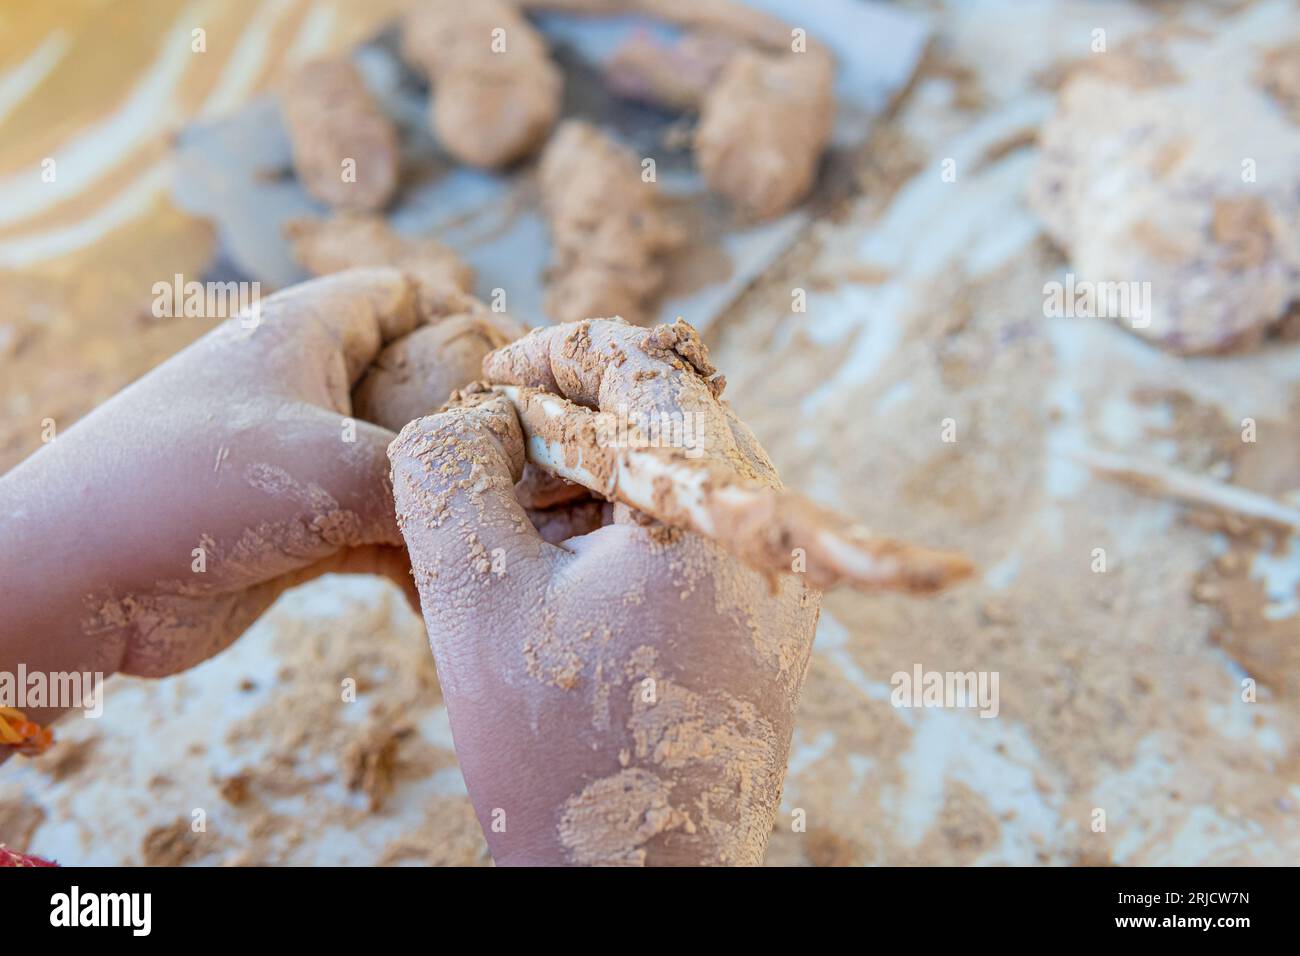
[0,798,45,853]
[637,319,722,394]
[1130,221,1191,264]
[217,773,253,806]
[522,616,594,691]
[343,721,415,812]
[1257,40,1300,123]
[1196,541,1300,697]
[625,675,784,865]
[556,767,693,866]
[140,818,206,867]
[375,797,491,866]
[1211,196,1275,271]
[892,781,1003,866]
[1075,50,1182,89]
[508,385,621,497]
[35,736,98,783]
[1129,387,1244,474]
[977,128,1039,170]
[803,826,862,867]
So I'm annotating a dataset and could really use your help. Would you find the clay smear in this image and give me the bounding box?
[557,767,692,866]
[627,676,782,865]
[1256,39,1300,123]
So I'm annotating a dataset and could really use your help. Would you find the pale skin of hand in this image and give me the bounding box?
[389,318,823,866]
[0,268,434,752]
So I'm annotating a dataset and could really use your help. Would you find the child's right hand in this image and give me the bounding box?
[389,318,822,865]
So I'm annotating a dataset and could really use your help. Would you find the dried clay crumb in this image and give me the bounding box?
[0,798,45,853]
[140,818,206,867]
[217,773,253,806]
[343,722,415,813]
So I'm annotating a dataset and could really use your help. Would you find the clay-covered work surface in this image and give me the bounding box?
[2,0,1299,865]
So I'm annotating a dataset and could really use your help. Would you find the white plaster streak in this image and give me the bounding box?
[0,31,70,125]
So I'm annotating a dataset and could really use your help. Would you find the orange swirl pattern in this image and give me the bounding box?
[0,0,410,471]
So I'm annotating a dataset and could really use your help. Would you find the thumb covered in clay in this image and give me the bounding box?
[483,317,778,487]
[387,389,556,658]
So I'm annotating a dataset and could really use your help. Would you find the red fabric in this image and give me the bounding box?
[0,846,57,867]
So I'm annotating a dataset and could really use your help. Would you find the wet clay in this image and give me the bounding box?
[539,121,684,325]
[485,319,972,592]
[352,317,515,433]
[279,58,399,212]
[285,214,476,319]
[402,0,562,169]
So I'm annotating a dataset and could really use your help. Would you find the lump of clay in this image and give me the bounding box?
[546,0,837,221]
[279,58,399,212]
[285,214,477,319]
[1028,10,1300,354]
[695,48,835,221]
[353,316,515,432]
[539,121,684,325]
[401,0,562,169]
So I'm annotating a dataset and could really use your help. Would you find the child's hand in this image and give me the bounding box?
[389,318,822,865]
[0,268,456,690]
